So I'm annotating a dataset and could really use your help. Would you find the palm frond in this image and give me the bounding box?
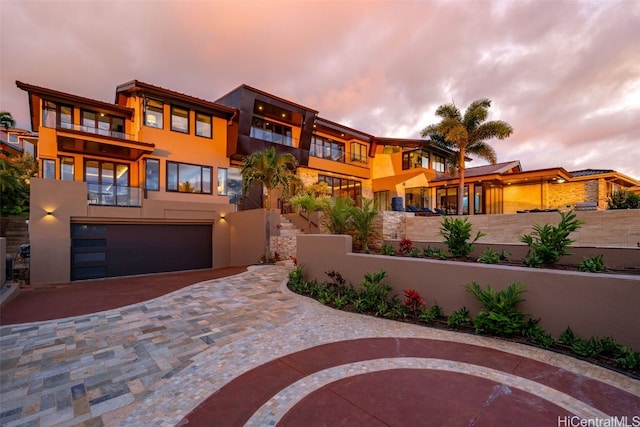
[434,103,462,121]
[467,141,497,164]
[462,98,491,130]
[471,121,514,143]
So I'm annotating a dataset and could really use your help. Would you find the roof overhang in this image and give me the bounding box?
[56,131,154,161]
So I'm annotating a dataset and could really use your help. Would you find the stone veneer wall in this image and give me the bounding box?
[270,236,297,260]
[547,180,600,209]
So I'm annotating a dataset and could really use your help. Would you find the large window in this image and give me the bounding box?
[437,187,457,214]
[402,150,429,170]
[351,142,368,163]
[81,110,125,137]
[474,184,483,214]
[319,174,362,205]
[167,161,212,194]
[310,135,345,162]
[145,98,164,128]
[250,117,293,146]
[60,157,74,181]
[196,112,212,138]
[42,101,73,129]
[42,159,55,179]
[171,105,189,133]
[432,154,445,173]
[85,160,131,206]
[405,187,429,209]
[145,158,160,191]
[374,190,390,212]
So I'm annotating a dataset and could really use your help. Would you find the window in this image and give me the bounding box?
[437,187,457,214]
[351,142,367,163]
[85,160,130,206]
[474,184,483,214]
[167,161,212,194]
[374,191,390,212]
[171,106,189,133]
[42,159,55,179]
[60,157,74,181]
[402,150,430,170]
[196,112,212,138]
[145,98,164,128]
[145,158,160,191]
[42,101,73,129]
[310,135,345,162]
[82,110,125,137]
[250,116,293,146]
[319,174,362,206]
[8,133,18,143]
[432,154,445,173]
[405,187,430,210]
[217,168,228,195]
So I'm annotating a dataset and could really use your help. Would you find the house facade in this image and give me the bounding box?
[14,79,639,285]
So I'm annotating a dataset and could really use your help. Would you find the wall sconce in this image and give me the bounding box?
[45,211,54,216]
[219,215,226,221]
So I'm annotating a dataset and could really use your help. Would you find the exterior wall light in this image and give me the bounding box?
[45,211,54,216]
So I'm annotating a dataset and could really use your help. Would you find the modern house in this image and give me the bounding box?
[13,79,640,285]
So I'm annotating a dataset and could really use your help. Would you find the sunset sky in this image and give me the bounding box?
[1,0,639,179]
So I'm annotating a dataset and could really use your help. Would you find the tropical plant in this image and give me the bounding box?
[358,269,392,313]
[520,210,584,267]
[423,246,448,259]
[322,196,354,235]
[607,189,640,209]
[0,154,38,215]
[421,99,513,215]
[447,307,471,329]
[398,238,413,255]
[408,247,422,258]
[349,198,379,252]
[418,304,444,324]
[465,282,528,336]
[240,146,298,210]
[579,254,606,273]
[380,244,396,256]
[440,217,486,258]
[477,247,510,264]
[403,289,425,318]
[0,111,16,130]
[288,192,331,232]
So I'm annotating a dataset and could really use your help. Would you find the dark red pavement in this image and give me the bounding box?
[0,266,247,325]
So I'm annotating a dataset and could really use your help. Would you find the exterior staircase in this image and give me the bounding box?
[278,215,305,236]
[1,216,29,258]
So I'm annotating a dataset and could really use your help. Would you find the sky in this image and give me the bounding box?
[1,0,639,179]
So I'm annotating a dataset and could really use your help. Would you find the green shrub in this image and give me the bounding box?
[465,282,528,336]
[423,246,448,260]
[607,189,640,209]
[477,247,510,264]
[559,327,577,346]
[288,264,305,291]
[440,217,486,258]
[408,247,422,258]
[358,269,393,314]
[521,210,584,267]
[617,351,640,370]
[522,319,555,347]
[579,254,606,272]
[380,244,396,256]
[447,307,471,329]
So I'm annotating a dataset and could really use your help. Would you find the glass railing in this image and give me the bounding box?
[58,123,133,140]
[250,127,297,147]
[87,184,142,207]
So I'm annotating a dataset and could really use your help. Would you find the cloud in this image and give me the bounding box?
[1,0,638,179]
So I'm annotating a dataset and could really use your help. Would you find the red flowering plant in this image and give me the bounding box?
[399,238,413,255]
[403,289,425,318]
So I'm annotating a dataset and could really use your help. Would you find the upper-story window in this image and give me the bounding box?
[42,100,73,129]
[402,149,430,170]
[250,116,293,146]
[145,98,164,128]
[167,161,212,194]
[82,110,125,138]
[310,135,345,162]
[432,154,445,173]
[60,156,74,181]
[7,133,18,143]
[145,158,160,191]
[195,112,212,138]
[350,142,368,163]
[171,106,189,133]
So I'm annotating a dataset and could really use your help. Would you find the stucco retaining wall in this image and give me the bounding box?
[297,234,640,349]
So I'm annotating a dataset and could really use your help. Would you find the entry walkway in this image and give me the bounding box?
[0,264,638,426]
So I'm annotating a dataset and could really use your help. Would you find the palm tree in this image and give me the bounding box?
[0,111,16,130]
[422,99,513,215]
[288,192,330,232]
[349,198,379,252]
[240,146,298,210]
[322,196,355,235]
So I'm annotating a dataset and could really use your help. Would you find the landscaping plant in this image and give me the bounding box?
[607,189,640,210]
[423,246,448,260]
[477,247,510,264]
[440,217,486,258]
[520,210,584,268]
[349,198,379,252]
[579,254,606,273]
[465,281,528,336]
[322,196,355,235]
[419,304,443,324]
[398,238,413,255]
[403,289,425,318]
[358,269,393,314]
[447,307,471,329]
[380,244,396,256]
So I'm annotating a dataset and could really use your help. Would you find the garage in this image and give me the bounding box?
[71,223,212,280]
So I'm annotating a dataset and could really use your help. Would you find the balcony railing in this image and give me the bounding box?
[87,184,142,207]
[58,123,134,141]
[250,127,298,147]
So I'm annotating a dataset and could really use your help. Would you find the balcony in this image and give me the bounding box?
[87,184,142,207]
[58,123,134,141]
[250,127,298,147]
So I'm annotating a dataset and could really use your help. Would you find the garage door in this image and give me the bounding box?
[71,223,212,280]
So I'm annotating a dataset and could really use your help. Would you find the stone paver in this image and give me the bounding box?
[1,263,638,426]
